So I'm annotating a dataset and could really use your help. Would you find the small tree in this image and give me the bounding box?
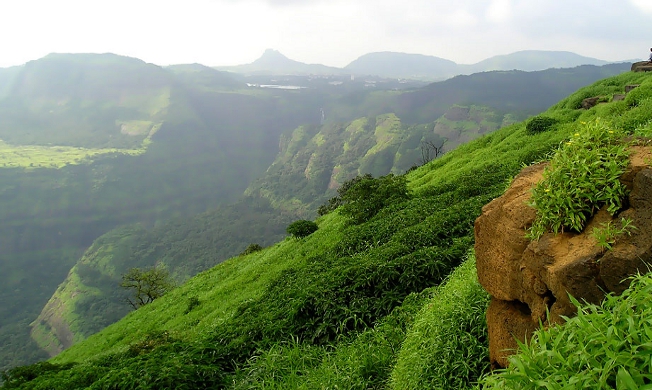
[287,220,319,238]
[120,266,175,310]
[419,138,447,165]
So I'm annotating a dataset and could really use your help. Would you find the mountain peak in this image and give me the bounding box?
[252,49,294,66]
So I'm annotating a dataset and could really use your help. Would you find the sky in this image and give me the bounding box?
[1,0,651,68]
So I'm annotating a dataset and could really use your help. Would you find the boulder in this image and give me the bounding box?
[625,84,641,93]
[475,146,652,368]
[631,61,652,72]
[581,96,601,109]
[612,94,626,101]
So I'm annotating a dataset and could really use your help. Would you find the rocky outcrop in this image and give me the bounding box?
[581,96,601,109]
[475,146,652,368]
[631,61,652,72]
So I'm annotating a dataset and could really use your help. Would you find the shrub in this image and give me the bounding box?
[526,116,558,135]
[318,174,411,222]
[339,173,410,225]
[527,119,630,240]
[286,220,318,239]
[239,243,263,256]
[482,271,652,389]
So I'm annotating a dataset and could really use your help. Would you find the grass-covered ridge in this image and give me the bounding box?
[3,70,652,389]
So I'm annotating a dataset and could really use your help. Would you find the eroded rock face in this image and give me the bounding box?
[475,146,652,368]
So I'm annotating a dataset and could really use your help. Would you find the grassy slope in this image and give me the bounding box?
[4,71,652,389]
[53,211,345,363]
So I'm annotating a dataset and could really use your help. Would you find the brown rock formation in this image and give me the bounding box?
[631,62,652,72]
[581,96,601,109]
[612,94,626,101]
[475,146,652,368]
[625,84,641,93]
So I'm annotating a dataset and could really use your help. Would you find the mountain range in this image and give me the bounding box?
[218,49,617,80]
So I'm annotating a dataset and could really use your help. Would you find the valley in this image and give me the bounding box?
[0,51,640,387]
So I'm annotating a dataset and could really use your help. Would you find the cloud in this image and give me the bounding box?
[2,0,651,68]
[629,0,652,13]
[486,0,513,23]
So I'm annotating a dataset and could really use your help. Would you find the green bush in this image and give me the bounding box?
[239,243,263,256]
[526,116,558,135]
[482,271,652,389]
[389,255,491,390]
[286,220,318,238]
[338,173,411,225]
[528,119,629,239]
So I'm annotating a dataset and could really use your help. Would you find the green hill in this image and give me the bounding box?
[5,68,651,389]
[0,53,173,149]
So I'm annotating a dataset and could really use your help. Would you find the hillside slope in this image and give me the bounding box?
[6,67,651,389]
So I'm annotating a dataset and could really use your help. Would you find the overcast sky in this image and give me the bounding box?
[2,0,651,68]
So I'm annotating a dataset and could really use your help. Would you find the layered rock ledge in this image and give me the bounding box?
[475,146,652,368]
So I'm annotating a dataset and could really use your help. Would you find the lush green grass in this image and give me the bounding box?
[389,254,490,390]
[481,271,652,389]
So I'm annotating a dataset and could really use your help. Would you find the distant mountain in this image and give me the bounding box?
[343,50,614,80]
[461,50,611,73]
[217,49,620,81]
[217,49,344,75]
[344,52,458,80]
[0,53,173,148]
[395,63,631,124]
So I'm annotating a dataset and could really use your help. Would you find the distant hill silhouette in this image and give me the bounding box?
[461,50,610,73]
[217,49,343,75]
[344,52,458,80]
[218,49,620,81]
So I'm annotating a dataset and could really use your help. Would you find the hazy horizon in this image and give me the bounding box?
[2,0,651,68]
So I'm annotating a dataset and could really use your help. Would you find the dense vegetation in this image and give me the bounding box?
[4,63,649,389]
